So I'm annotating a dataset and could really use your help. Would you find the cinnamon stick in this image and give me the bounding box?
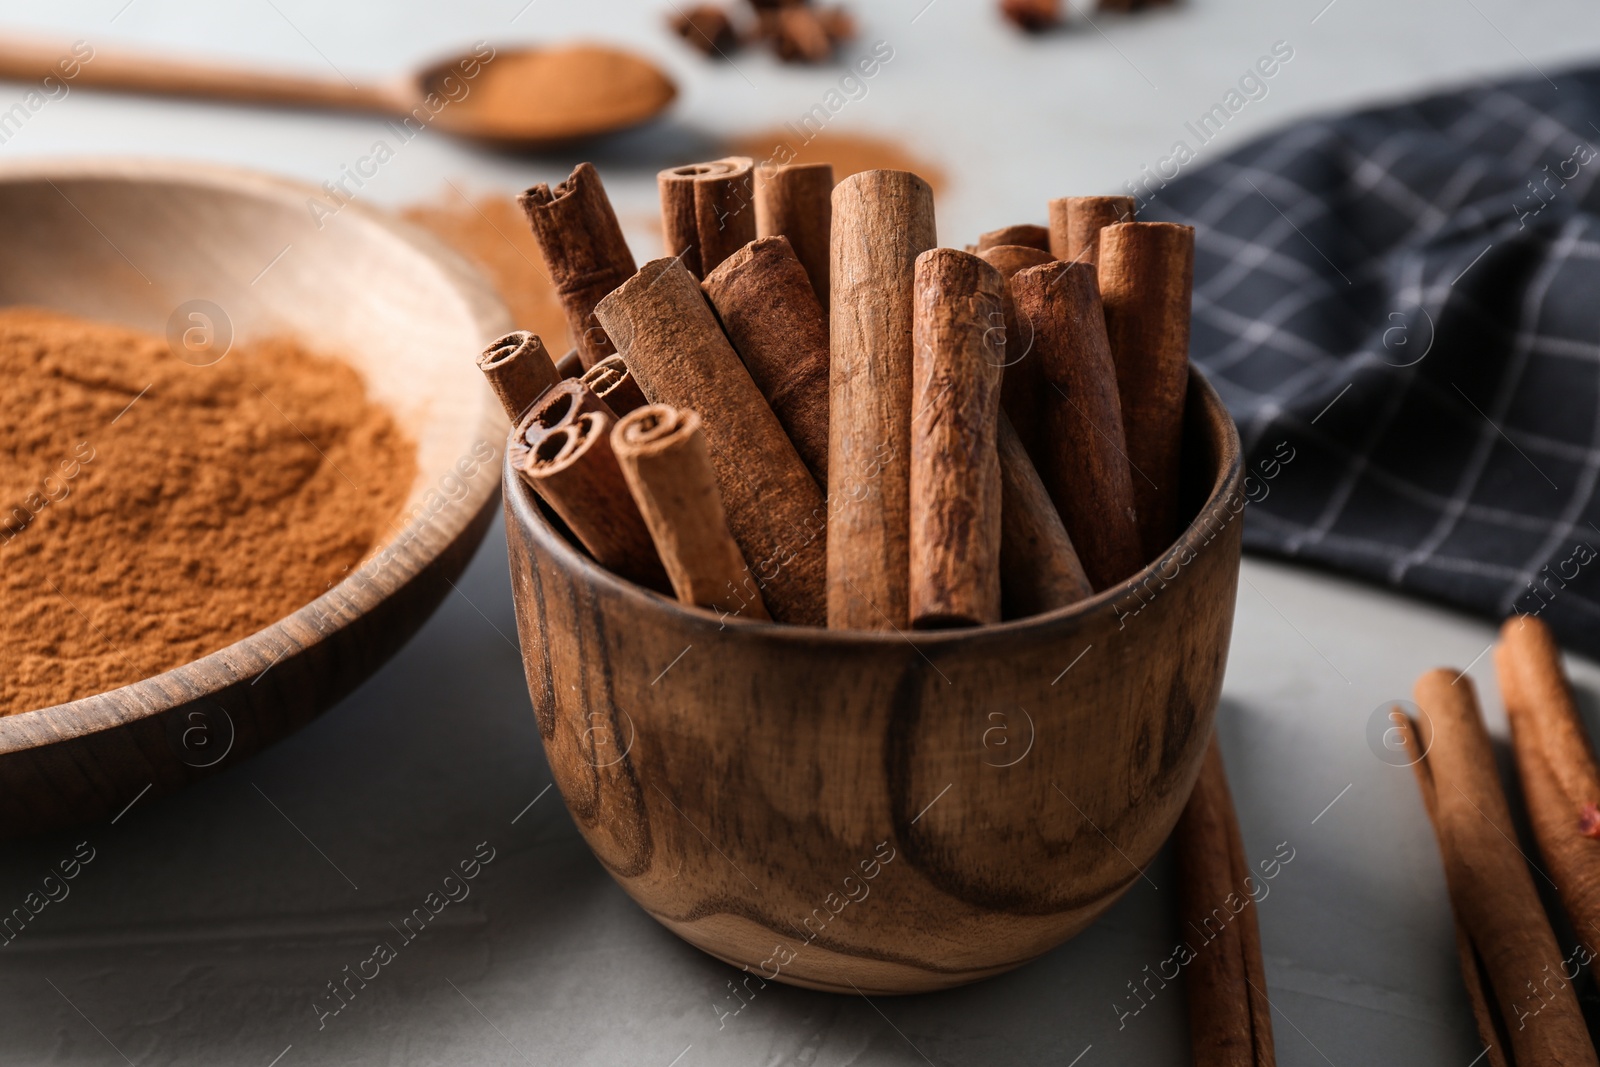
[579,355,648,416]
[516,410,669,592]
[701,235,830,484]
[613,404,769,621]
[1496,616,1600,959]
[1406,669,1596,1066]
[1011,260,1143,590]
[979,243,1056,464]
[477,330,559,420]
[518,163,637,369]
[594,257,827,626]
[509,378,614,472]
[909,248,1004,629]
[555,348,583,380]
[1047,195,1137,265]
[998,412,1092,616]
[1175,737,1277,1067]
[1099,220,1194,561]
[827,169,937,630]
[974,224,1051,254]
[754,162,834,309]
[658,157,757,278]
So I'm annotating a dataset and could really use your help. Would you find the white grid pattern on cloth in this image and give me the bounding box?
[1148,68,1600,652]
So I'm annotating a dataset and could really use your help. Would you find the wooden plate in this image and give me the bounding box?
[0,158,510,837]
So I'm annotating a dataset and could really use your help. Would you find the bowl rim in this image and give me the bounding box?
[0,156,510,749]
[508,364,1244,644]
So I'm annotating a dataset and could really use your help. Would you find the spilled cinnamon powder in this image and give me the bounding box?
[0,308,414,715]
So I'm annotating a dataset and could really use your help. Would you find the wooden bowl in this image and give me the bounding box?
[505,368,1244,994]
[0,159,510,837]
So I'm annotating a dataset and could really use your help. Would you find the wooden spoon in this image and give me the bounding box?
[0,38,677,148]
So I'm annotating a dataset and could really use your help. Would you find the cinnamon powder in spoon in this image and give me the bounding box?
[0,308,414,715]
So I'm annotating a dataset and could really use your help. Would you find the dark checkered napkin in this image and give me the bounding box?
[1147,66,1600,657]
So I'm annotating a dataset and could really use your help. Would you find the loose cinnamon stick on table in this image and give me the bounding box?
[516,410,670,593]
[594,256,827,626]
[1175,737,1277,1067]
[1047,194,1137,265]
[477,330,560,421]
[1100,220,1194,562]
[997,413,1092,616]
[827,169,937,630]
[979,243,1056,463]
[1496,616,1600,957]
[509,378,615,472]
[974,224,1051,254]
[702,235,831,484]
[1011,260,1143,590]
[1405,670,1597,1067]
[613,405,770,621]
[908,248,1005,629]
[579,355,648,416]
[754,162,834,309]
[518,163,637,370]
[658,157,757,278]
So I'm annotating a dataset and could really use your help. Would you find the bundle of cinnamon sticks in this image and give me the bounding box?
[477,160,1194,631]
[1394,617,1600,1066]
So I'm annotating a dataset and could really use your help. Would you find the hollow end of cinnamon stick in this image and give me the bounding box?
[510,378,616,471]
[908,247,1005,630]
[974,223,1051,254]
[518,162,637,369]
[477,330,559,421]
[754,161,834,310]
[579,354,649,416]
[613,404,770,621]
[659,157,758,279]
[1047,195,1137,265]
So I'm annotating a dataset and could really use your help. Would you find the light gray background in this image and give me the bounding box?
[3,0,1599,1064]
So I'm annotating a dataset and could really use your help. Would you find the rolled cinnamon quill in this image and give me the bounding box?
[613,405,769,621]
[754,162,833,308]
[658,157,757,278]
[1496,616,1600,959]
[518,164,637,370]
[509,377,615,475]
[1011,260,1143,591]
[1047,195,1136,265]
[974,224,1051,254]
[1176,738,1276,1067]
[477,330,559,421]
[827,169,937,630]
[998,413,1092,616]
[516,410,669,593]
[909,248,1004,629]
[1100,221,1194,561]
[1405,669,1596,1066]
[579,355,648,416]
[979,243,1056,464]
[594,256,827,626]
[702,236,830,483]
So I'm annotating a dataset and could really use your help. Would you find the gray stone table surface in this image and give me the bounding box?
[3,0,1600,1063]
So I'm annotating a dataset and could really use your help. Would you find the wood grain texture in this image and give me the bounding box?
[1099,221,1194,561]
[1176,738,1277,1067]
[909,248,1004,629]
[975,224,1050,253]
[478,329,558,420]
[578,354,648,415]
[1012,260,1144,591]
[0,159,509,838]
[1409,670,1598,1067]
[754,161,833,309]
[519,163,637,369]
[702,235,831,484]
[1048,195,1136,265]
[998,413,1092,617]
[827,169,937,630]
[613,405,768,620]
[979,243,1056,464]
[595,257,826,626]
[505,370,1243,993]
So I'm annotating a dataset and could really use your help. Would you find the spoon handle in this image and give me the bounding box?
[0,38,404,115]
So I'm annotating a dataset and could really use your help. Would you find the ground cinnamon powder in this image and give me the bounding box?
[0,308,414,715]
